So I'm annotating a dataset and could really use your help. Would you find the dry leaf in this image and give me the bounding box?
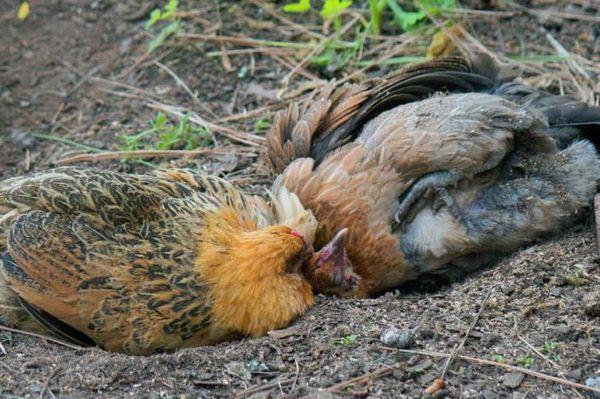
[18,2,30,21]
[425,378,445,394]
[427,25,463,59]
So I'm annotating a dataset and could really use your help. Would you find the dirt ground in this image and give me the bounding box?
[0,1,599,398]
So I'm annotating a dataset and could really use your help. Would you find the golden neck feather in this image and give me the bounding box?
[196,207,313,339]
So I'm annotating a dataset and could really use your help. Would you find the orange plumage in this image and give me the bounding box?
[267,54,600,297]
[0,167,328,354]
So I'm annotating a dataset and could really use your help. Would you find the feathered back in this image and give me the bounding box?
[266,56,500,173]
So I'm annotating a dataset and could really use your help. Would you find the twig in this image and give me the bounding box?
[439,292,491,380]
[233,377,294,399]
[383,347,600,395]
[290,357,300,393]
[32,133,103,153]
[245,0,326,41]
[39,366,62,399]
[146,102,263,146]
[0,325,88,351]
[56,148,237,164]
[544,31,591,80]
[280,15,359,88]
[154,61,218,119]
[595,194,600,257]
[325,364,396,392]
[178,33,355,50]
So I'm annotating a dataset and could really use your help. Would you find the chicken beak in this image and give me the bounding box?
[322,228,348,264]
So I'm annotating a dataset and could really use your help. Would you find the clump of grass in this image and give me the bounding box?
[254,116,271,133]
[543,341,560,362]
[120,112,211,151]
[517,355,534,368]
[332,334,358,346]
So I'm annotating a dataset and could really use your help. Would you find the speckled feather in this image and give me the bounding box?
[0,168,316,354]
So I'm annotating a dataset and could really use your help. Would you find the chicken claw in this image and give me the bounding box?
[395,170,461,225]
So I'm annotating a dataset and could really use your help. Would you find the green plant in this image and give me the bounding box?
[283,0,311,13]
[333,334,358,346]
[387,0,456,32]
[254,117,271,133]
[283,0,352,32]
[543,341,560,361]
[517,356,534,368]
[321,0,352,32]
[368,0,387,34]
[493,355,506,363]
[145,0,182,53]
[120,112,211,151]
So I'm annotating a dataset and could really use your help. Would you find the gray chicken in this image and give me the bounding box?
[267,54,600,297]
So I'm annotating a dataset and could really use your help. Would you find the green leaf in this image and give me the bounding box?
[385,0,426,32]
[283,0,311,13]
[148,20,181,53]
[165,0,179,15]
[320,0,352,20]
[146,9,162,28]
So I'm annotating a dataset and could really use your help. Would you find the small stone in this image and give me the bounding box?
[501,285,515,295]
[503,372,525,388]
[225,361,252,381]
[585,376,600,398]
[380,327,414,349]
[418,372,436,385]
[549,287,562,297]
[247,359,269,372]
[408,359,432,373]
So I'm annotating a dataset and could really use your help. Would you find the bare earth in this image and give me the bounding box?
[0,1,599,398]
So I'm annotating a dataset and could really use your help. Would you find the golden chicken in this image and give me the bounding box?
[267,55,600,297]
[0,167,350,355]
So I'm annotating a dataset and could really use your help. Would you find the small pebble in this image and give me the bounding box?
[379,327,414,349]
[503,372,525,389]
[585,376,600,398]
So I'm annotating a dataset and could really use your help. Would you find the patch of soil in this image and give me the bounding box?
[0,1,599,398]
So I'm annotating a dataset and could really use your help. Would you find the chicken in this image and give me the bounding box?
[266,55,600,297]
[0,167,350,355]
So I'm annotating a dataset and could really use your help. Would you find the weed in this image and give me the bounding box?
[254,117,271,133]
[120,112,211,151]
[543,341,560,362]
[517,356,534,368]
[493,355,506,363]
[333,334,358,346]
[146,0,182,53]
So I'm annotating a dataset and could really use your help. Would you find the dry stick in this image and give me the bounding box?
[39,366,62,399]
[154,61,219,119]
[544,31,591,80]
[385,347,600,395]
[56,148,237,165]
[326,364,397,392]
[0,325,87,351]
[233,377,295,399]
[146,102,263,146]
[595,194,600,257]
[280,15,360,88]
[439,292,491,380]
[245,0,326,41]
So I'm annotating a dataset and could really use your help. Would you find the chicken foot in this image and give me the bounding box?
[394,171,461,226]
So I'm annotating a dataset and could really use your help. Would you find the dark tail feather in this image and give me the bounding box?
[493,82,600,149]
